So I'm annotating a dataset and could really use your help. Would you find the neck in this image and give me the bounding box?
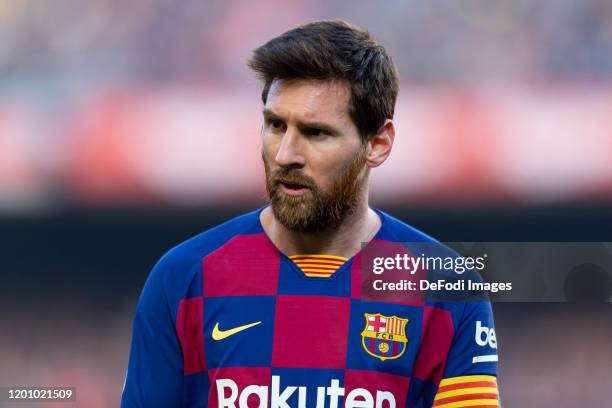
[260,192,381,259]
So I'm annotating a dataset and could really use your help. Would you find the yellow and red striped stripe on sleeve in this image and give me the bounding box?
[289,254,348,277]
[433,375,499,407]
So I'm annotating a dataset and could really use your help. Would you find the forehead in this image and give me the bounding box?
[265,79,352,123]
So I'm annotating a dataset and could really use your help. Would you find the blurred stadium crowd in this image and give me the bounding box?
[3,0,612,82]
[1,0,612,212]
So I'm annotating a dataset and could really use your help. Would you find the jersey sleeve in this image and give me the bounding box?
[433,301,500,407]
[121,256,184,407]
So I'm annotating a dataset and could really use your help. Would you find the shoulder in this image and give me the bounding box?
[373,208,490,307]
[157,208,264,273]
[375,209,438,243]
[140,208,264,315]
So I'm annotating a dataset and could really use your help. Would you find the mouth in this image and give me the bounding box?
[278,181,310,196]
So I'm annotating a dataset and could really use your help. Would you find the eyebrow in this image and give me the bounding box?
[262,108,340,136]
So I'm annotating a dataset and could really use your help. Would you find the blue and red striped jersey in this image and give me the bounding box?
[121,208,499,407]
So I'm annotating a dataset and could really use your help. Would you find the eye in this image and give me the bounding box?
[302,127,323,137]
[266,118,286,132]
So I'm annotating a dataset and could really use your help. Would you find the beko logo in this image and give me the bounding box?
[475,320,497,349]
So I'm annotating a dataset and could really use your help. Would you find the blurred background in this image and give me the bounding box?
[1,0,611,406]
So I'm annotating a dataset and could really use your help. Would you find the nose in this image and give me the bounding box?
[275,128,305,168]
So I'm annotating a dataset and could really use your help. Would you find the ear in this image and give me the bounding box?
[366,119,395,168]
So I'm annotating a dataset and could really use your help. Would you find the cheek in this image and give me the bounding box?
[261,132,280,160]
[308,150,354,189]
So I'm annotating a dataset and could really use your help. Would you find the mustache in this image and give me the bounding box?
[272,168,316,189]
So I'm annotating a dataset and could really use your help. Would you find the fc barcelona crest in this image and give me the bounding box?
[361,313,408,361]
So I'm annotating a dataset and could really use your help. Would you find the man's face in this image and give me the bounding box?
[261,79,368,233]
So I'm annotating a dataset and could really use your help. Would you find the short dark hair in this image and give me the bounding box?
[247,20,399,140]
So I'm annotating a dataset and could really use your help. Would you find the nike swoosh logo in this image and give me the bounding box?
[212,320,262,341]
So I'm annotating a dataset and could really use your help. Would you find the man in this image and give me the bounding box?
[121,20,499,408]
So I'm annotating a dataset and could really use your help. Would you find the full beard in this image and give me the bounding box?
[263,147,367,234]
